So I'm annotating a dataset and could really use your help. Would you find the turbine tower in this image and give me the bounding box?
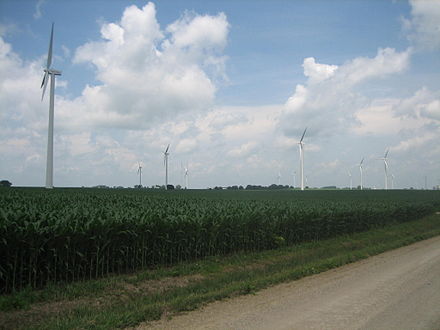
[391,174,395,190]
[359,158,364,190]
[378,149,389,190]
[277,170,281,185]
[163,144,170,189]
[293,171,296,189]
[41,23,61,189]
[137,162,142,187]
[298,128,307,191]
[348,169,353,190]
[184,164,189,189]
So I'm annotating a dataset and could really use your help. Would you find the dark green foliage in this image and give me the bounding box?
[1,188,439,293]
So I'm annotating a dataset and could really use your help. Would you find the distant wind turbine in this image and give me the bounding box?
[184,163,189,189]
[298,128,307,191]
[348,169,353,190]
[359,158,364,190]
[378,149,389,190]
[137,162,142,187]
[293,171,296,188]
[391,174,395,190]
[277,170,281,185]
[163,144,170,189]
[41,23,61,189]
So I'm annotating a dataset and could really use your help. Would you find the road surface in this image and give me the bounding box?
[141,236,440,329]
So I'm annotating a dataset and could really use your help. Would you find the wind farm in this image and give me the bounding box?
[1,2,440,328]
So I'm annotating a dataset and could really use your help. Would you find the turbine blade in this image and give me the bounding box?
[46,23,54,69]
[384,149,389,158]
[360,157,364,165]
[165,144,170,153]
[300,127,307,143]
[40,72,46,88]
[41,71,49,101]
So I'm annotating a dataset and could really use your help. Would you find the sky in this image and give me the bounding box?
[0,0,439,189]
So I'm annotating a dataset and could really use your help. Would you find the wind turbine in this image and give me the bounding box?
[348,169,353,190]
[41,23,61,189]
[359,158,364,190]
[391,174,395,190]
[137,162,142,187]
[378,149,389,190]
[293,170,296,189]
[298,128,307,191]
[163,144,170,189]
[277,170,281,185]
[184,163,189,189]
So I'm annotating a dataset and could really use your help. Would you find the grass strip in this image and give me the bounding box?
[1,213,440,329]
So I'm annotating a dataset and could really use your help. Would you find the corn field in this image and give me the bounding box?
[1,188,439,293]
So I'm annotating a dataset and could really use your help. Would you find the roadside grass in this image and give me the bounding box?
[1,213,439,329]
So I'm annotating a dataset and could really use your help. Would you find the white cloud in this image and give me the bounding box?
[403,0,440,50]
[423,100,440,120]
[282,48,411,139]
[228,142,256,158]
[72,2,229,129]
[63,132,96,156]
[166,11,228,51]
[336,48,411,86]
[302,57,337,83]
[33,0,46,20]
[352,99,427,136]
[390,131,437,153]
[175,138,197,153]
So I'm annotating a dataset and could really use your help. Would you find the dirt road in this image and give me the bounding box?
[142,236,440,329]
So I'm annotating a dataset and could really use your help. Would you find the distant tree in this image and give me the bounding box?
[134,184,142,189]
[0,180,12,187]
[322,186,337,189]
[166,184,174,190]
[175,184,182,190]
[246,185,264,190]
[239,185,244,190]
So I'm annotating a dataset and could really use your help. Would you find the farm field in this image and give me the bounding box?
[1,187,439,294]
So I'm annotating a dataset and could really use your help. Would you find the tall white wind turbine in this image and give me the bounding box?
[378,149,389,190]
[137,162,142,187]
[298,128,307,191]
[41,23,61,189]
[163,144,170,189]
[359,158,364,190]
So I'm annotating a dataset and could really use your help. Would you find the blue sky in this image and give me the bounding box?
[0,0,439,189]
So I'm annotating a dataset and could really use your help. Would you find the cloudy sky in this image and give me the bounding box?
[0,0,439,189]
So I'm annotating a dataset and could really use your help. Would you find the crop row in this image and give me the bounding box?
[1,188,439,293]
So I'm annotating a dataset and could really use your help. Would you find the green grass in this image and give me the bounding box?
[1,212,439,329]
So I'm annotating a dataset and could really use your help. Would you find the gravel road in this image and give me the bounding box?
[142,236,440,329]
